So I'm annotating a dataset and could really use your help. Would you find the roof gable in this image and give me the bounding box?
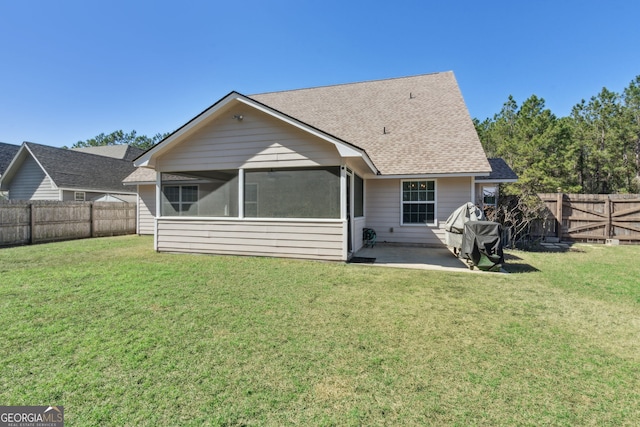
[134,92,376,173]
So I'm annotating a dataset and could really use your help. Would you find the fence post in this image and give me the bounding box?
[89,202,95,238]
[29,203,35,245]
[604,196,611,239]
[556,192,564,239]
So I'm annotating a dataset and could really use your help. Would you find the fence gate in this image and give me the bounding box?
[538,193,640,243]
[610,196,640,242]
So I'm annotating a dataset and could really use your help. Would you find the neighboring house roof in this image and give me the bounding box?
[0,141,137,193]
[0,142,20,176]
[72,145,144,161]
[249,71,490,175]
[476,158,518,182]
[134,71,492,177]
[92,193,138,203]
[122,168,201,185]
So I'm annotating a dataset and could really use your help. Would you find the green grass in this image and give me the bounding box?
[1,236,639,426]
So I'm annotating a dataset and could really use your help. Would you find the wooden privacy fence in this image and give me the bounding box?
[0,201,136,247]
[538,193,640,243]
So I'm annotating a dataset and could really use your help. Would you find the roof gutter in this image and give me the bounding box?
[373,171,493,179]
[57,186,138,195]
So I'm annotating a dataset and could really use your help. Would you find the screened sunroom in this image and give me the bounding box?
[159,166,342,219]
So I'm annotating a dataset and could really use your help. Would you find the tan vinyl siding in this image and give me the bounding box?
[438,177,473,219]
[365,177,472,246]
[9,156,59,200]
[157,219,345,260]
[156,106,341,172]
[137,184,156,235]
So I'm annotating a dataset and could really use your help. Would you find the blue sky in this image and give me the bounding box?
[1,0,639,147]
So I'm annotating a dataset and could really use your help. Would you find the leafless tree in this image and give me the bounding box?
[484,190,552,249]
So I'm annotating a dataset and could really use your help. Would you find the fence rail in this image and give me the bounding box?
[0,201,136,247]
[538,193,640,243]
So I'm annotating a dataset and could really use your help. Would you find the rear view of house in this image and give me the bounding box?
[131,71,515,260]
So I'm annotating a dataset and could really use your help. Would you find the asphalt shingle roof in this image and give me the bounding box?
[24,142,137,192]
[73,145,144,161]
[250,71,491,175]
[476,158,518,181]
[122,167,195,184]
[0,142,20,176]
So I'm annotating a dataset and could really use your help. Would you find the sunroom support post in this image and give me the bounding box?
[238,169,244,219]
[340,166,347,221]
[155,171,161,251]
[470,177,476,205]
[340,165,348,260]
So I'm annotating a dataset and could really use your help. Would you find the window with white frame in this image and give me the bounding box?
[482,186,497,207]
[162,185,198,216]
[401,180,435,225]
[74,191,86,201]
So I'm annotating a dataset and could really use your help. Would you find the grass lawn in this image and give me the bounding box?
[1,236,639,426]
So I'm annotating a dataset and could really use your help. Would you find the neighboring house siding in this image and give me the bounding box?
[156,219,344,260]
[61,190,103,201]
[61,190,136,202]
[137,184,156,235]
[8,156,59,200]
[155,106,341,172]
[365,177,472,246]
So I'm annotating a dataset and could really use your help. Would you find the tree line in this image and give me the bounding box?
[474,75,640,195]
[69,130,170,151]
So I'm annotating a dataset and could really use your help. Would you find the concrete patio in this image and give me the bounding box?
[351,243,478,272]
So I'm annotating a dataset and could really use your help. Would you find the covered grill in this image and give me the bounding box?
[444,203,504,271]
[444,202,484,256]
[461,221,504,271]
